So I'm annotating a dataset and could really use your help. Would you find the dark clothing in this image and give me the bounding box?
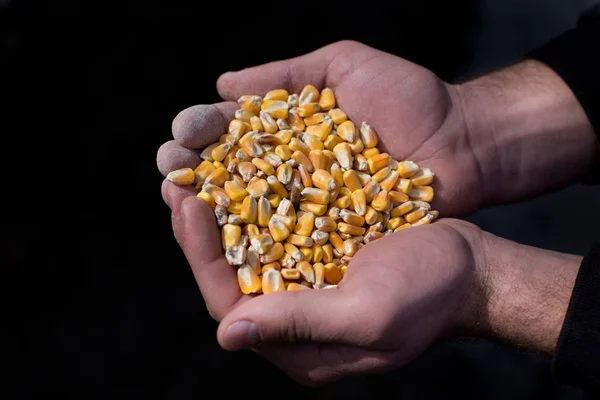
[528,3,600,396]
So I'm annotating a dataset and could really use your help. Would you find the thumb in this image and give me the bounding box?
[216,40,366,101]
[216,287,360,351]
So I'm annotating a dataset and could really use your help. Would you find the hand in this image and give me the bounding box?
[162,182,485,386]
[158,40,485,217]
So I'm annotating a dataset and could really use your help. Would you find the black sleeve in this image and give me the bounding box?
[526,3,600,183]
[552,242,600,395]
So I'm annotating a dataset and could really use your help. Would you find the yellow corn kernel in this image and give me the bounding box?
[200,143,220,162]
[262,262,281,272]
[379,170,400,192]
[262,268,285,294]
[235,109,254,123]
[228,118,246,140]
[410,168,434,186]
[311,243,323,263]
[324,134,344,151]
[286,234,313,248]
[349,135,367,153]
[362,147,380,159]
[354,153,368,171]
[319,87,336,111]
[278,253,296,269]
[337,208,363,227]
[221,224,242,249]
[367,153,391,174]
[284,243,304,262]
[328,231,344,253]
[321,243,334,263]
[304,112,328,126]
[396,178,413,194]
[411,213,435,227]
[371,190,390,212]
[264,89,289,101]
[408,186,434,202]
[302,133,324,151]
[213,160,225,169]
[362,180,380,203]
[389,190,409,204]
[251,157,275,176]
[268,217,290,242]
[281,268,301,280]
[260,242,284,264]
[267,193,281,208]
[313,262,325,286]
[235,161,255,182]
[386,217,404,230]
[287,282,311,291]
[340,265,348,277]
[266,175,288,198]
[411,200,432,211]
[394,223,412,232]
[223,180,248,202]
[429,210,439,220]
[299,201,328,216]
[250,233,274,255]
[338,186,352,198]
[397,160,419,178]
[359,122,379,148]
[328,108,347,124]
[367,221,384,233]
[338,222,366,236]
[342,170,363,192]
[237,264,262,294]
[226,200,242,214]
[312,216,335,232]
[237,95,262,115]
[299,84,320,105]
[364,206,379,225]
[324,263,342,285]
[272,129,292,145]
[257,110,277,134]
[257,196,272,227]
[287,108,305,132]
[167,168,195,185]
[196,191,216,209]
[369,167,389,184]
[364,231,385,243]
[333,143,353,169]
[390,201,414,218]
[246,178,269,198]
[275,145,292,161]
[301,187,330,205]
[308,169,334,191]
[288,136,310,155]
[297,101,321,117]
[248,115,263,131]
[239,196,257,224]
[330,195,349,209]
[337,120,356,142]
[194,160,217,182]
[292,261,313,284]
[404,207,428,224]
[351,189,367,216]
[242,224,260,239]
[294,212,315,237]
[261,99,288,119]
[308,150,328,171]
[238,136,264,158]
[304,118,333,142]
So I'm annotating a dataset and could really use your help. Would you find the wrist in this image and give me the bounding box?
[455,60,597,207]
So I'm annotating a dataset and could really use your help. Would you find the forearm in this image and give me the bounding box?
[474,231,581,354]
[456,60,597,207]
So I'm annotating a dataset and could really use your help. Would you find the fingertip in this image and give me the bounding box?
[217,319,261,351]
[156,140,202,177]
[216,72,238,101]
[171,103,237,149]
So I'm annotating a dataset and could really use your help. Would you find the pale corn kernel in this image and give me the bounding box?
[263,153,283,168]
[257,196,272,227]
[197,191,216,209]
[225,245,247,266]
[238,136,264,158]
[314,216,337,232]
[299,247,313,262]
[339,209,365,226]
[302,134,325,152]
[294,212,315,236]
[371,166,391,183]
[287,108,305,131]
[397,161,419,178]
[275,145,293,161]
[328,108,347,124]
[297,102,321,117]
[237,264,261,294]
[299,84,320,105]
[251,158,274,176]
[270,213,295,231]
[287,93,299,107]
[319,88,336,111]
[324,134,344,151]
[364,206,379,225]
[408,186,434,202]
[342,170,363,192]
[359,122,378,148]
[311,229,329,246]
[286,234,313,248]
[235,109,254,123]
[262,268,285,294]
[411,168,434,186]
[367,153,391,174]
[301,187,330,205]
[279,253,296,269]
[304,112,328,126]
[343,239,358,257]
[167,168,195,185]
[299,201,327,216]
[351,189,367,216]
[411,213,435,227]
[287,282,311,291]
[324,263,342,285]
[337,120,356,142]
[236,148,251,162]
[200,143,220,161]
[251,233,274,255]
[354,154,368,171]
[258,110,277,133]
[224,180,249,202]
[412,200,432,210]
[404,207,428,224]
[387,217,404,230]
[260,242,284,264]
[267,175,288,198]
[371,190,390,212]
[276,198,292,215]
[394,223,412,232]
[246,178,269,198]
[228,119,247,141]
[397,178,413,194]
[379,170,399,192]
[363,231,384,243]
[264,89,289,101]
[226,157,240,174]
[237,95,262,115]
[367,222,384,233]
[333,143,353,169]
[262,262,281,272]
[289,137,311,156]
[284,243,304,262]
[228,214,242,225]
[362,147,380,159]
[211,190,231,207]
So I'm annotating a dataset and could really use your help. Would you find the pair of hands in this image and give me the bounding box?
[156,41,595,385]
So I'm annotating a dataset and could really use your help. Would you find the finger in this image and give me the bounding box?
[156,140,202,177]
[165,181,248,320]
[216,40,371,101]
[216,288,364,351]
[257,344,396,387]
[171,102,237,149]
[161,177,197,209]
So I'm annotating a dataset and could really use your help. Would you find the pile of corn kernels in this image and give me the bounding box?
[167,85,438,294]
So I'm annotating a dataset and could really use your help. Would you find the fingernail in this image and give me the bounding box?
[224,320,260,350]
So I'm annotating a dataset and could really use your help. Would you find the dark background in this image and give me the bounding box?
[4,0,600,398]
